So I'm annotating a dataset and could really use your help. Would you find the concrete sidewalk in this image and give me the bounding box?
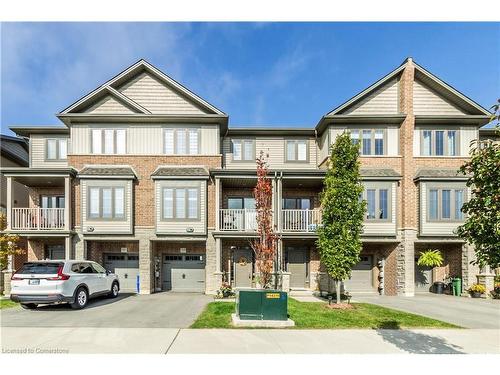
[2,328,499,354]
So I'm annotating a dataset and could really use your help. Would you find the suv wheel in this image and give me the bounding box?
[71,287,88,309]
[109,282,119,298]
[20,303,37,310]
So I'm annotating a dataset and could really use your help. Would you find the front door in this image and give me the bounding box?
[415,257,433,292]
[233,248,253,288]
[288,247,307,288]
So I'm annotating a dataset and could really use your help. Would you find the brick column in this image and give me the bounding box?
[139,238,152,294]
[396,58,417,296]
[462,243,479,289]
[205,231,221,294]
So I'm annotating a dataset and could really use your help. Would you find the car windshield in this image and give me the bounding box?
[17,263,62,274]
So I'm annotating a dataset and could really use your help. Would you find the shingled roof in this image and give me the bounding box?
[151,166,209,179]
[360,168,401,179]
[414,168,469,180]
[78,166,137,178]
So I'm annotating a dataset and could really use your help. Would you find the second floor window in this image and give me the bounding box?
[46,139,67,160]
[286,140,308,162]
[91,129,126,154]
[88,187,125,220]
[350,129,385,155]
[428,188,465,221]
[164,128,200,155]
[421,129,458,156]
[232,139,255,161]
[362,185,390,221]
[162,187,199,220]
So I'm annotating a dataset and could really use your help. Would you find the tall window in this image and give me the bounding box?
[232,139,255,161]
[163,128,200,155]
[88,187,125,220]
[286,140,308,162]
[363,185,390,221]
[162,187,199,220]
[428,187,465,221]
[350,129,385,155]
[91,129,126,154]
[46,139,68,160]
[421,129,459,156]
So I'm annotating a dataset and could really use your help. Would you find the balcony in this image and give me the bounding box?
[11,208,66,231]
[219,208,258,232]
[281,209,322,233]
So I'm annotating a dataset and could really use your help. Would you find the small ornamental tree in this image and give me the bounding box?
[317,132,366,304]
[0,213,24,270]
[251,151,277,289]
[457,100,500,268]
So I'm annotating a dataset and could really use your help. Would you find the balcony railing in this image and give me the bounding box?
[11,208,66,230]
[219,208,258,231]
[282,209,322,232]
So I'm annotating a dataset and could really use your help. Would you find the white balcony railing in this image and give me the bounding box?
[219,208,258,231]
[11,208,66,230]
[282,209,322,232]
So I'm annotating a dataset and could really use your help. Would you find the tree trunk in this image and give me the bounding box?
[336,279,341,304]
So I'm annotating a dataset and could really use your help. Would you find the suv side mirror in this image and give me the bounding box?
[106,270,112,275]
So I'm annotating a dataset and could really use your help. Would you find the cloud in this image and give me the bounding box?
[0,23,191,130]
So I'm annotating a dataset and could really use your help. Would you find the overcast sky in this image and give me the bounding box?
[1,22,499,134]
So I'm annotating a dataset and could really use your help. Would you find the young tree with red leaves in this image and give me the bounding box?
[251,151,277,289]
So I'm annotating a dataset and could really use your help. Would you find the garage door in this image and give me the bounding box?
[163,254,205,293]
[343,255,374,293]
[104,254,140,293]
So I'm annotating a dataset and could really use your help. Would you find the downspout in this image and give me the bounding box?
[314,129,319,169]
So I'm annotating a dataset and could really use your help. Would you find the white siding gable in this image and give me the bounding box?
[118,72,208,115]
[340,79,399,115]
[84,95,136,114]
[413,80,467,115]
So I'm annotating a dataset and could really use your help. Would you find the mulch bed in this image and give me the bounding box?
[324,303,356,310]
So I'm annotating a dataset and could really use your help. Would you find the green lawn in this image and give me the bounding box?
[0,299,19,310]
[190,298,459,329]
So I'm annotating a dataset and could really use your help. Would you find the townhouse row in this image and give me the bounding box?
[1,57,492,296]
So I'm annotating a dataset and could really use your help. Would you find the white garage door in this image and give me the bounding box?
[104,254,140,293]
[163,254,205,293]
[343,255,374,293]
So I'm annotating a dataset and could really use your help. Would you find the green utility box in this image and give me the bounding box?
[452,278,462,296]
[236,289,288,321]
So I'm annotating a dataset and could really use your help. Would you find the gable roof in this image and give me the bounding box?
[58,59,226,117]
[317,58,491,134]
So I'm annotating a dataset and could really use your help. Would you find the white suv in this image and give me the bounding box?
[10,260,120,310]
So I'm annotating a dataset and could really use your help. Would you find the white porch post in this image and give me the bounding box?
[64,236,72,260]
[215,177,220,231]
[64,176,71,231]
[6,176,12,230]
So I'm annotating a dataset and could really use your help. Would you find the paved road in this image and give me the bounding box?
[2,327,498,354]
[353,293,500,329]
[0,292,212,328]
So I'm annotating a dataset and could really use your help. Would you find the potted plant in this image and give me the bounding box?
[417,250,444,293]
[216,282,234,299]
[468,283,486,298]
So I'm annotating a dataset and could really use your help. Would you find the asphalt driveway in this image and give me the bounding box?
[0,292,212,328]
[353,293,500,329]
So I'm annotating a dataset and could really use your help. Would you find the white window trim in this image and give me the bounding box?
[91,129,127,155]
[231,138,255,162]
[163,128,201,155]
[45,138,68,161]
[349,129,387,156]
